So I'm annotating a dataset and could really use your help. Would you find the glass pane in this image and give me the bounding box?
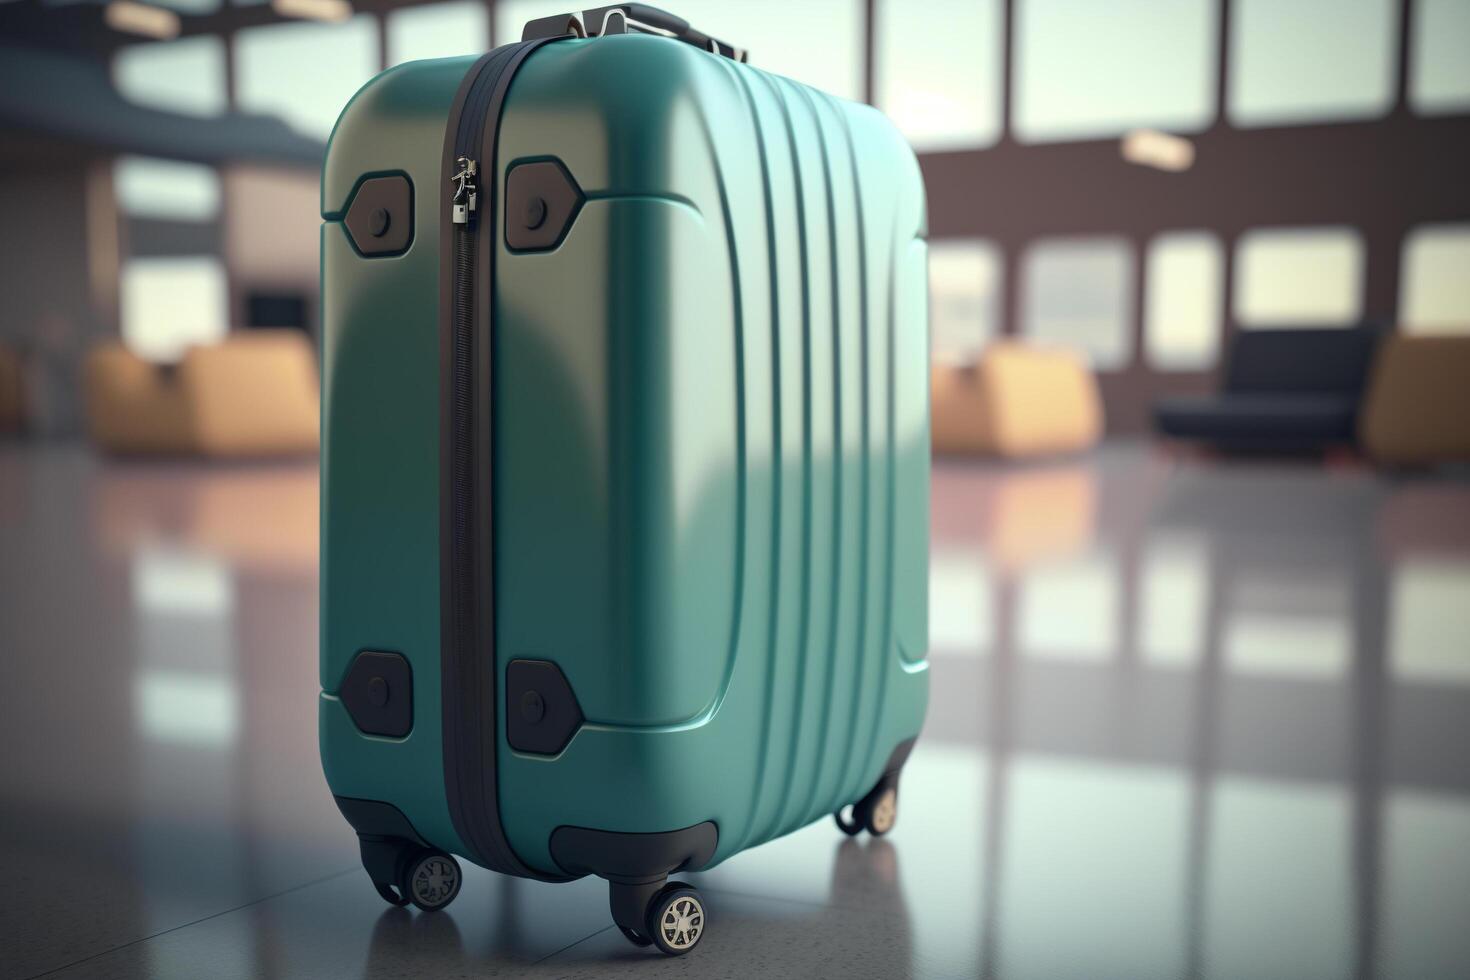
[1145,231,1223,369]
[1014,0,1217,143]
[876,0,1001,151]
[1021,237,1133,369]
[1229,0,1396,126]
[1411,0,1470,114]
[120,256,229,362]
[494,0,863,101]
[1235,227,1364,327]
[929,239,1002,363]
[1400,224,1470,335]
[114,156,220,221]
[387,0,489,66]
[234,15,380,139]
[113,36,227,117]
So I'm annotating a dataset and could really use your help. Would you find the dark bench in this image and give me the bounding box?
[1153,326,1382,453]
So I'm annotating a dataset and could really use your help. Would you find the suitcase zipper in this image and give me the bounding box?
[448,154,477,733]
[439,39,573,882]
[450,156,478,225]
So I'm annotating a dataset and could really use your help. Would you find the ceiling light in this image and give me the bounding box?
[1120,129,1196,173]
[272,0,352,22]
[104,1,181,39]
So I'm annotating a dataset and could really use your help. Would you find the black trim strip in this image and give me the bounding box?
[438,37,573,882]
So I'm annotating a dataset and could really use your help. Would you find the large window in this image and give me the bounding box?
[1234,227,1364,327]
[1229,0,1397,126]
[120,257,229,362]
[1014,0,1217,143]
[387,0,489,66]
[1410,0,1470,115]
[1144,231,1223,369]
[113,36,227,117]
[876,0,1002,151]
[234,15,380,139]
[1021,237,1134,369]
[495,0,864,101]
[1400,224,1470,335]
[929,239,1003,363]
[114,157,220,222]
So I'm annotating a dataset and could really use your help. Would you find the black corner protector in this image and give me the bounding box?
[504,158,584,252]
[549,821,719,880]
[505,659,583,755]
[333,796,429,846]
[340,650,413,738]
[885,735,918,777]
[344,174,414,257]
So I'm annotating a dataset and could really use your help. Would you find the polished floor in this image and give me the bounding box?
[2,443,1468,979]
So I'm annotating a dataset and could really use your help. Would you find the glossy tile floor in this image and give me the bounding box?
[3,443,1469,979]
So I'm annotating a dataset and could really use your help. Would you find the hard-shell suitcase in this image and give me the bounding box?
[319,4,930,955]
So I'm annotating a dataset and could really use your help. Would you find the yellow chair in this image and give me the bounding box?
[1360,334,1470,466]
[932,342,1103,458]
[84,331,319,457]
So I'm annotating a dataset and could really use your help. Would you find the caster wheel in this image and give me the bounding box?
[864,786,897,836]
[372,881,410,907]
[399,849,462,912]
[619,926,653,948]
[644,883,706,956]
[833,805,864,836]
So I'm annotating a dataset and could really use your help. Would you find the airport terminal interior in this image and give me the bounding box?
[2,0,1469,978]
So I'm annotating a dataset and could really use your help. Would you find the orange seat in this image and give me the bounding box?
[1360,333,1470,466]
[932,342,1103,458]
[84,331,318,457]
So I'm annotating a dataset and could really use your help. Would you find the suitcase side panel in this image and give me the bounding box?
[493,36,928,875]
[318,57,473,858]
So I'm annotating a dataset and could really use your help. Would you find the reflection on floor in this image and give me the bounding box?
[1,444,1467,979]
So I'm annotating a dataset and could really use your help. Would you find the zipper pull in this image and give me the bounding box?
[451,157,478,224]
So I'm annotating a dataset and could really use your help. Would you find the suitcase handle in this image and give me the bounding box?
[521,4,748,63]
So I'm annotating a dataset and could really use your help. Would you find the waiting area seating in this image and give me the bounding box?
[84,330,318,457]
[1153,326,1380,453]
[1359,333,1470,466]
[932,342,1103,458]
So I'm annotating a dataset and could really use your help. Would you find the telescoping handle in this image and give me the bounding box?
[521,4,749,63]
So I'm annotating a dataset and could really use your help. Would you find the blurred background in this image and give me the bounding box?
[0,0,1468,435]
[1,1,1469,978]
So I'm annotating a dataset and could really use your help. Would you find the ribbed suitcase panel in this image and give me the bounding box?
[485,36,927,870]
[712,62,913,851]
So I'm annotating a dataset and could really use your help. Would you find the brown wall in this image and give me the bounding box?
[0,149,118,435]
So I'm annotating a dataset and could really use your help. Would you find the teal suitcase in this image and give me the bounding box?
[319,4,930,955]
